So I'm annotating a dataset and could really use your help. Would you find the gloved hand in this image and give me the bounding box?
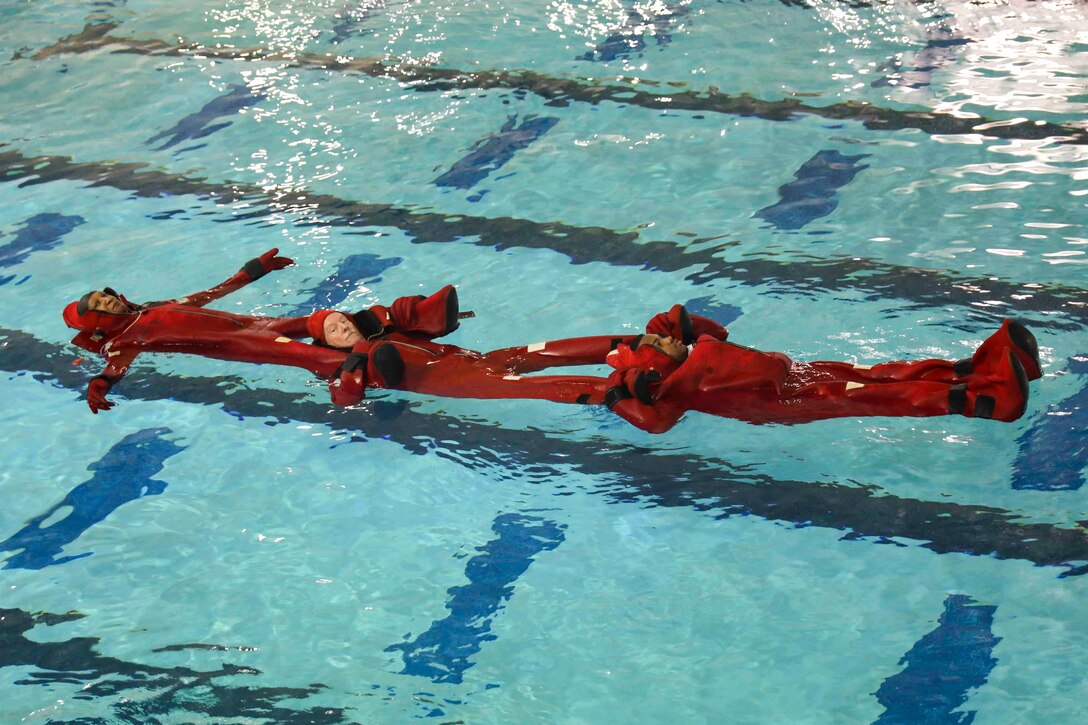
[388,285,461,338]
[87,376,116,414]
[242,247,294,281]
[604,368,661,409]
[646,303,727,344]
[329,351,368,407]
[367,342,405,387]
[350,307,393,341]
[327,341,406,406]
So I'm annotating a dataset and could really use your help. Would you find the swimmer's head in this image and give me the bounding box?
[636,333,689,363]
[308,310,362,349]
[606,334,686,378]
[63,288,136,334]
[63,288,138,353]
[83,289,129,315]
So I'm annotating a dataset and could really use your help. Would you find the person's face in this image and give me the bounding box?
[639,333,688,362]
[323,312,363,348]
[86,290,128,314]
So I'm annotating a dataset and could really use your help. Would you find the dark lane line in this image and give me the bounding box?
[0,607,348,723]
[755,149,870,230]
[872,594,1000,724]
[22,23,1088,145]
[1012,356,1088,491]
[0,212,85,272]
[0,428,183,570]
[1,145,1084,327]
[385,513,566,684]
[5,327,1087,575]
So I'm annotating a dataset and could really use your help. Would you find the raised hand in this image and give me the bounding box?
[242,247,295,281]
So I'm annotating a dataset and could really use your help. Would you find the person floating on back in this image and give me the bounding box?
[62,249,432,412]
[601,305,1039,433]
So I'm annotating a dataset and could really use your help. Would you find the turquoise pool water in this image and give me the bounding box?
[1,0,1086,721]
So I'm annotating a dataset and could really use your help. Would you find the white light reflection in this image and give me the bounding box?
[950,181,1035,192]
[209,0,328,56]
[203,1,363,228]
[803,0,1088,123]
[940,161,1075,179]
[547,0,695,71]
[394,92,462,136]
[548,0,627,39]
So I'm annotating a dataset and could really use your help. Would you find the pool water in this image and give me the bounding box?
[1,0,1086,722]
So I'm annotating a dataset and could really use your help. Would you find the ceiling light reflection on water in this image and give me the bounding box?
[799,0,1087,119]
[210,0,328,55]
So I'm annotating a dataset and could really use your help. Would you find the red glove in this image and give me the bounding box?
[646,304,727,344]
[603,368,685,433]
[388,285,461,338]
[87,376,116,414]
[327,342,406,406]
[604,368,660,409]
[242,247,294,281]
[368,342,405,387]
[329,351,368,407]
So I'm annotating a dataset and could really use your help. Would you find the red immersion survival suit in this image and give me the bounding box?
[602,306,1040,433]
[317,288,634,407]
[62,249,418,412]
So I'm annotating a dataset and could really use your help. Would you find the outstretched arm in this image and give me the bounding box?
[479,335,638,374]
[178,248,294,308]
[263,315,311,339]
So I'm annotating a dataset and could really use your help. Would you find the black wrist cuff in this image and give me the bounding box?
[337,352,368,377]
[633,371,659,404]
[242,258,266,281]
[604,385,632,411]
[91,374,119,389]
[949,383,967,415]
[352,310,388,340]
[677,306,695,345]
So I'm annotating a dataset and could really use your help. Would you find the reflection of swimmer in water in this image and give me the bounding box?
[63,249,413,413]
[602,305,1040,433]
